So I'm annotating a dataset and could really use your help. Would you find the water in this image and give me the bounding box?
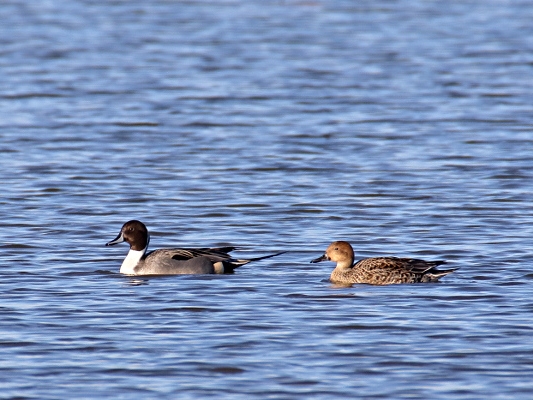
[1,0,533,398]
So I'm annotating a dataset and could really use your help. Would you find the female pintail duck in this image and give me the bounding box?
[311,241,456,285]
[106,220,284,276]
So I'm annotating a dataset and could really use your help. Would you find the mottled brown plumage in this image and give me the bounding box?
[311,241,456,285]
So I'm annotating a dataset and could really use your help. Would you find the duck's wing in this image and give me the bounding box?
[158,247,236,263]
[390,257,447,274]
[162,246,284,263]
[354,257,447,273]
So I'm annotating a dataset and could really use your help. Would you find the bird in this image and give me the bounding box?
[311,241,456,285]
[106,220,284,275]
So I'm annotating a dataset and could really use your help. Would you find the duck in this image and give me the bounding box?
[311,241,456,285]
[106,220,284,275]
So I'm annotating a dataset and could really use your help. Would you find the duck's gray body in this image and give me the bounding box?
[132,249,216,275]
[106,220,284,276]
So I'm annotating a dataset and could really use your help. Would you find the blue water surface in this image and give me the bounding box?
[1,1,533,398]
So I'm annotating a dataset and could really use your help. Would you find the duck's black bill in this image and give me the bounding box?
[310,254,328,263]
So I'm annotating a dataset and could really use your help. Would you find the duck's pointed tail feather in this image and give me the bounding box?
[225,251,286,271]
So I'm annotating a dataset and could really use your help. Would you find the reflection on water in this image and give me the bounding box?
[1,0,533,398]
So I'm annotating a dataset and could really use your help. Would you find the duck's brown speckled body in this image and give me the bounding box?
[312,241,456,285]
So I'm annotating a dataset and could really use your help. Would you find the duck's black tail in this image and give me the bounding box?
[225,251,286,272]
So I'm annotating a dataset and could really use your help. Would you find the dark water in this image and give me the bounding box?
[1,1,533,398]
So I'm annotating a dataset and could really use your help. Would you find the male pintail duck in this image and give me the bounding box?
[311,241,456,285]
[106,220,284,275]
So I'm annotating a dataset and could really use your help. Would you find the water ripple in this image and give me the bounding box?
[1,0,533,399]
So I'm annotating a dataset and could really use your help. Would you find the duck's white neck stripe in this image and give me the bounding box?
[120,247,147,275]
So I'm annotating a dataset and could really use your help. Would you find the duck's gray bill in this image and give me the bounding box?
[106,232,124,246]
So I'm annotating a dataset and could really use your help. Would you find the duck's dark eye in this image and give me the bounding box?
[334,247,338,250]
